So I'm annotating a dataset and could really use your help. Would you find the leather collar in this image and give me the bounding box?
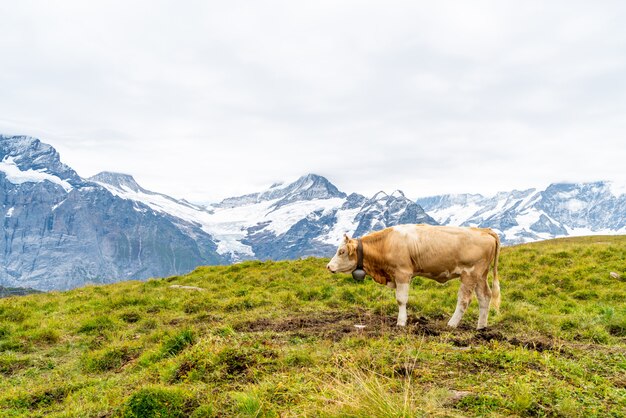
[356,238,364,270]
[352,239,366,281]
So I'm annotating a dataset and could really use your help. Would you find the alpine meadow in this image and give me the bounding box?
[1,235,625,417]
[3,2,626,417]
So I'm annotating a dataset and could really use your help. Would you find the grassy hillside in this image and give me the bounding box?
[1,236,625,417]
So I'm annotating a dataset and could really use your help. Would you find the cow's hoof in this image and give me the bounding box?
[447,321,459,328]
[396,321,407,327]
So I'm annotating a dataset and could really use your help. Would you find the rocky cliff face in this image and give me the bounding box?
[0,135,224,290]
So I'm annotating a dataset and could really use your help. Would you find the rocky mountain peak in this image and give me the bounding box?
[288,173,344,197]
[268,174,346,210]
[369,190,414,206]
[352,190,437,237]
[216,173,346,209]
[0,135,43,155]
[371,191,389,201]
[89,172,147,194]
[0,135,83,188]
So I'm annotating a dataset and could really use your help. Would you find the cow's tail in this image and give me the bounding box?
[489,230,501,312]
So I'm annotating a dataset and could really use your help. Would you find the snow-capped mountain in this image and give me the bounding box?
[0,135,84,190]
[233,181,437,260]
[215,174,346,209]
[3,134,623,291]
[93,171,437,261]
[0,135,436,290]
[416,183,626,244]
[1,135,225,290]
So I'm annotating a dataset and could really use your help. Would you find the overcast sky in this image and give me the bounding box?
[1,1,625,202]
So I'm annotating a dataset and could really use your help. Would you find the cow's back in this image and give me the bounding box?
[391,224,497,277]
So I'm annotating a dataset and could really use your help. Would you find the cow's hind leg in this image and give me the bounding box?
[475,271,492,330]
[447,275,476,328]
[395,282,410,326]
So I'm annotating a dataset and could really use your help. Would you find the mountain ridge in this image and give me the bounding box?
[0,135,436,289]
[417,182,626,244]
[1,134,625,290]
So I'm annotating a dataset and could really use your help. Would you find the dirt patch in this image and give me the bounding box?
[451,328,569,354]
[236,310,580,355]
[235,310,371,340]
[237,310,460,341]
[507,336,562,352]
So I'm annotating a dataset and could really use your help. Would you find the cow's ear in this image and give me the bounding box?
[343,234,350,243]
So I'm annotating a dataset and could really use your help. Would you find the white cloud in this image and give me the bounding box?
[0,1,625,202]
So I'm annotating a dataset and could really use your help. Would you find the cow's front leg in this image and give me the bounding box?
[448,280,475,328]
[395,282,410,326]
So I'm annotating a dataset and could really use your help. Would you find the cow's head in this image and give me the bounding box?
[326,234,358,273]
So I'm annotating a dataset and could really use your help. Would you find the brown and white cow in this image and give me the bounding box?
[326,224,501,329]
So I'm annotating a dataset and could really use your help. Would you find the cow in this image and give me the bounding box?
[326,224,501,329]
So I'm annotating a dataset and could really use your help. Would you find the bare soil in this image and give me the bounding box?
[233,309,571,353]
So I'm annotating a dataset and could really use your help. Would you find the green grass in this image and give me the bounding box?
[0,235,625,417]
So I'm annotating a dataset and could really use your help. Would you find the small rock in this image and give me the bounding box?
[450,346,472,351]
[448,390,472,403]
[169,285,206,291]
[610,272,622,280]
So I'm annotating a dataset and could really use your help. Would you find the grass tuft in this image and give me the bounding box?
[160,329,195,358]
[83,344,140,372]
[78,316,116,333]
[121,386,195,418]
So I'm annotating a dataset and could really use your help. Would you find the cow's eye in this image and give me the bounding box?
[338,249,345,255]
